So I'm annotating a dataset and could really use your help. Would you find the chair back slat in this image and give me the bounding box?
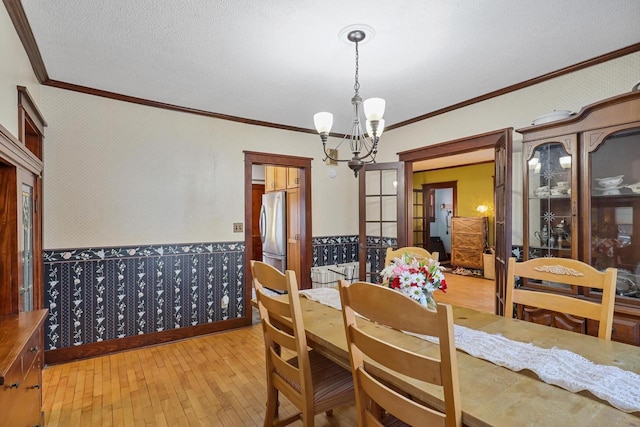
[256,287,294,323]
[350,325,443,385]
[253,260,288,292]
[505,257,617,340]
[339,280,462,427]
[358,369,446,427]
[262,318,297,352]
[270,348,302,389]
[344,280,443,337]
[385,246,438,266]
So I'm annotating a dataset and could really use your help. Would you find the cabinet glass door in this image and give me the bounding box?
[527,143,573,256]
[588,127,640,301]
[19,180,35,311]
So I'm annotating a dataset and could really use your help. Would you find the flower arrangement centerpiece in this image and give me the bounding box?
[379,253,447,310]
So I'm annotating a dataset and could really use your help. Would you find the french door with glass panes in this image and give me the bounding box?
[359,162,406,283]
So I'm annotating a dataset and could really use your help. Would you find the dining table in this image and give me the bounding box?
[278,292,640,427]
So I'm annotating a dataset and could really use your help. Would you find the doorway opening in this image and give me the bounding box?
[243,151,313,320]
[398,129,513,314]
[424,182,457,265]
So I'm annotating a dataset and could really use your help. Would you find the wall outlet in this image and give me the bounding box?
[233,222,243,233]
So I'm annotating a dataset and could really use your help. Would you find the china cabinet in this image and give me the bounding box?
[517,90,640,344]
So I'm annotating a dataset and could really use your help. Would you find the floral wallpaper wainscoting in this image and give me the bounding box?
[312,235,359,266]
[43,242,244,351]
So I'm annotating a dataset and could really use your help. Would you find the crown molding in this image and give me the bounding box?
[3,0,48,82]
[6,0,639,134]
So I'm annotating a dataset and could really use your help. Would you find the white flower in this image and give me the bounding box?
[399,271,414,287]
[413,273,426,287]
[408,286,422,300]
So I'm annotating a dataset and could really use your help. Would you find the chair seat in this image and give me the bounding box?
[285,350,354,411]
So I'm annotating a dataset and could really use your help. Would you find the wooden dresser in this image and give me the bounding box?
[451,216,488,269]
[0,309,47,426]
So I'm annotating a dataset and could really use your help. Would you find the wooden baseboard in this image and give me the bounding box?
[44,317,251,365]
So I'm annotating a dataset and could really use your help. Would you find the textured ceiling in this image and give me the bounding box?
[20,0,640,136]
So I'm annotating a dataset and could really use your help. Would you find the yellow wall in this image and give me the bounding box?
[414,162,495,246]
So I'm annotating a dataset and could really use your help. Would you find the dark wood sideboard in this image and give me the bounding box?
[0,309,47,426]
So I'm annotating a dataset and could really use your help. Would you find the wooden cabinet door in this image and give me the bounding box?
[286,188,301,281]
[287,167,299,189]
[265,166,276,192]
[265,166,287,192]
[274,167,287,191]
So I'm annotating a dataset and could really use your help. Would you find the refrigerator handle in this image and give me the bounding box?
[259,204,266,243]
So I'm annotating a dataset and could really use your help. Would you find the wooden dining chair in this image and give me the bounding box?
[250,260,355,427]
[385,246,438,266]
[338,280,462,427]
[505,257,617,340]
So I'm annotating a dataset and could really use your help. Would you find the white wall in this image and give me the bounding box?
[41,87,360,248]
[7,0,635,251]
[0,5,41,138]
[380,52,640,245]
[380,53,640,159]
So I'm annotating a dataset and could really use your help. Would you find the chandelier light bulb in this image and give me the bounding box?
[363,97,386,121]
[366,118,385,138]
[313,112,333,134]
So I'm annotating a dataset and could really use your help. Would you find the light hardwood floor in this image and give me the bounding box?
[434,272,495,313]
[42,273,494,426]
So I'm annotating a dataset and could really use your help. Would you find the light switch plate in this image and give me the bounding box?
[233,223,243,232]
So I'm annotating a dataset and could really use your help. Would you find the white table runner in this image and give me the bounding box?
[299,287,640,413]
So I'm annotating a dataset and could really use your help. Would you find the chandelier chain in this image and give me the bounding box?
[353,40,360,95]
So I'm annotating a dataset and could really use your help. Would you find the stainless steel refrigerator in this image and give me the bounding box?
[260,191,287,272]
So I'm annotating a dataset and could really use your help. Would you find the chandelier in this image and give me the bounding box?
[313,28,385,177]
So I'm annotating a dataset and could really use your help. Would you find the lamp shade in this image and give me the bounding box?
[366,119,385,138]
[363,98,385,121]
[313,112,333,134]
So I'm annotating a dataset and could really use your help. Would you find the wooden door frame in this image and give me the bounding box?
[423,181,458,246]
[398,128,513,315]
[243,151,313,313]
